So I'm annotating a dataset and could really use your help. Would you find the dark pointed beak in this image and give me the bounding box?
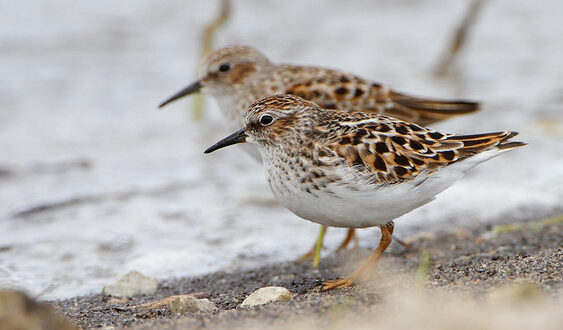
[204,129,247,154]
[158,80,202,108]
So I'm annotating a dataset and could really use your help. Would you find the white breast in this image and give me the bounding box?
[263,155,470,228]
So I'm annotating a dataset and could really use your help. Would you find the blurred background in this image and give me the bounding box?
[0,0,561,300]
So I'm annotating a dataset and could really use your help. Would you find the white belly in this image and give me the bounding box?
[265,161,466,228]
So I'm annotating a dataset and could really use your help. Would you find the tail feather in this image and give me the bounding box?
[430,131,526,174]
[389,91,480,125]
[497,141,527,150]
[446,131,526,160]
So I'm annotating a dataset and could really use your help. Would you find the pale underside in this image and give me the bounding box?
[261,146,503,228]
[240,96,522,229]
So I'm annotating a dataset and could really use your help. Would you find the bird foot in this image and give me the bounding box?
[322,278,356,291]
[335,229,359,253]
[393,237,416,251]
[296,249,316,262]
[335,239,359,253]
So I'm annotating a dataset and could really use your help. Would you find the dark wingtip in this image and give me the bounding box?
[498,131,526,150]
[463,101,480,113]
[500,131,519,143]
[498,141,527,150]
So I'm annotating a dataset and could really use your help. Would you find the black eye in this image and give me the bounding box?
[218,63,230,72]
[259,114,274,126]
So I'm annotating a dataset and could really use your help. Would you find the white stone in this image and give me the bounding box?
[167,295,217,314]
[135,294,217,314]
[241,286,292,307]
[102,271,157,297]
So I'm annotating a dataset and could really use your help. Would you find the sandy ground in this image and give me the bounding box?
[51,215,562,329]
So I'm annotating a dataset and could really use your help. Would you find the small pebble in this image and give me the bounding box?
[241,286,292,307]
[102,271,157,297]
[136,294,216,314]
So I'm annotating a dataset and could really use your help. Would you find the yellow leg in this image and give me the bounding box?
[297,226,328,265]
[312,225,326,268]
[322,222,394,291]
[335,229,359,252]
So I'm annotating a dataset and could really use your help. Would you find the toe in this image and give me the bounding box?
[321,278,355,291]
[297,250,315,262]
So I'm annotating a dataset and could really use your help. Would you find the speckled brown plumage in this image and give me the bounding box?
[160,45,482,267]
[244,95,522,186]
[204,94,525,290]
[161,45,479,128]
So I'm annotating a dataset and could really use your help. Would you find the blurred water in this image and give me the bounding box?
[0,0,562,300]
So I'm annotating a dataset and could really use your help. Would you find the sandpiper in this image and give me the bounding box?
[204,94,525,290]
[160,45,480,263]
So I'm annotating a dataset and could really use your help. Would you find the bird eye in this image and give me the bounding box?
[259,114,274,126]
[218,63,231,72]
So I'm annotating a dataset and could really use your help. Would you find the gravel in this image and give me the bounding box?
[50,216,562,329]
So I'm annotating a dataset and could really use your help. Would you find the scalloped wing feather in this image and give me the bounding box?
[319,116,525,184]
[270,65,478,126]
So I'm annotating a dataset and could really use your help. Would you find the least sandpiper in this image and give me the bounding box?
[204,94,525,290]
[160,45,480,263]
